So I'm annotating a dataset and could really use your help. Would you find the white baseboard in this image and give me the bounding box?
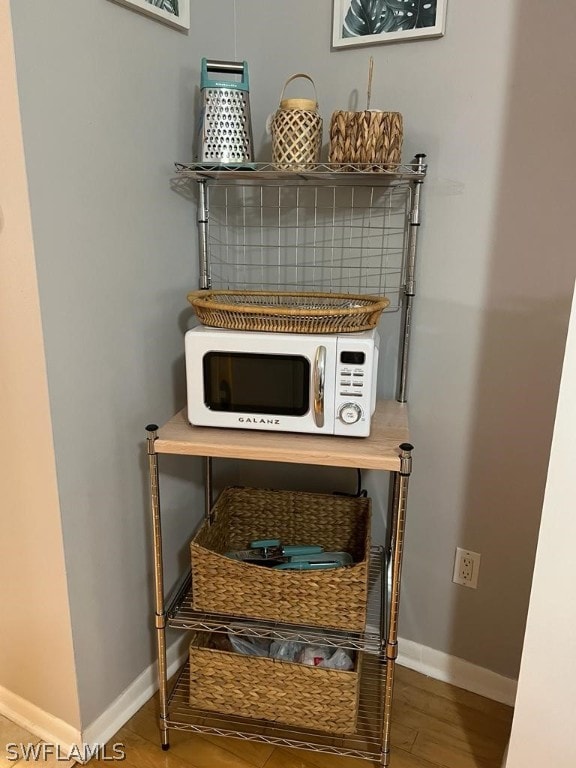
[0,638,188,764]
[82,637,188,751]
[397,636,517,707]
[0,684,81,753]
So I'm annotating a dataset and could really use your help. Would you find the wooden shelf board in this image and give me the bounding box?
[153,400,410,471]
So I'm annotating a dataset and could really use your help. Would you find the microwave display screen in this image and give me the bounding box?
[203,352,310,416]
[341,351,365,365]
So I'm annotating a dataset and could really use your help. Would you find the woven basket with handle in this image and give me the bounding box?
[271,74,323,170]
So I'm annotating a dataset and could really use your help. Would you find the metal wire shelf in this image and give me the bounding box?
[174,160,426,185]
[166,651,386,762]
[167,546,386,654]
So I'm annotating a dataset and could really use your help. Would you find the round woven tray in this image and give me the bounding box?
[187,290,389,333]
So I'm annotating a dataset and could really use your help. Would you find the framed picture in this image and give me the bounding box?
[332,0,447,48]
[108,0,190,31]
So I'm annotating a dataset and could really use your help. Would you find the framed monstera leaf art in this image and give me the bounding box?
[332,0,447,48]
[108,0,190,31]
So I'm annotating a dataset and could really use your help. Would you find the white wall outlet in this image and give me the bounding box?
[453,547,481,589]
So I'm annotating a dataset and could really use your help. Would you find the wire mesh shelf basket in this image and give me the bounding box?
[186,178,413,313]
[187,289,389,333]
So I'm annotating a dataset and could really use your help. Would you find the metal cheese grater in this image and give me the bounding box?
[196,58,254,167]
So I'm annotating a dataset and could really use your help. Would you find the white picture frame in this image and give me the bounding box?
[332,0,447,48]
[108,0,190,31]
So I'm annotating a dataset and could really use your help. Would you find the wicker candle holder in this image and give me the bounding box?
[271,74,323,170]
[329,110,403,170]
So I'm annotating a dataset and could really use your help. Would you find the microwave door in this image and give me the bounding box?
[186,329,337,434]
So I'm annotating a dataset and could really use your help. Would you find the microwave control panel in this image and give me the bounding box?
[334,340,378,435]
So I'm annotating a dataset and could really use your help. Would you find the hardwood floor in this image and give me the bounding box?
[85,665,512,768]
[0,715,75,768]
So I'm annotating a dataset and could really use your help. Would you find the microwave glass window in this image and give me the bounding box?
[203,352,310,416]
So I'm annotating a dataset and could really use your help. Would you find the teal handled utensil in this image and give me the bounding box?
[225,539,323,564]
[273,552,353,571]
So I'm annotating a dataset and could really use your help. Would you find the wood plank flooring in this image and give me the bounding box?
[84,665,513,768]
[0,715,75,768]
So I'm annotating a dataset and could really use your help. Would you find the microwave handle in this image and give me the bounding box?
[313,346,326,428]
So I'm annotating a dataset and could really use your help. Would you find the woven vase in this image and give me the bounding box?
[329,110,403,170]
[271,74,323,170]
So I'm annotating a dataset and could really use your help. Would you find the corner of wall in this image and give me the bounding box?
[0,0,80,734]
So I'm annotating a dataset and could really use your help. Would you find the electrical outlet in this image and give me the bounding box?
[453,547,481,589]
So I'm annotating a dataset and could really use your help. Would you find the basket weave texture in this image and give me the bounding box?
[190,487,371,631]
[187,290,389,334]
[329,110,403,170]
[271,74,323,170]
[189,632,360,733]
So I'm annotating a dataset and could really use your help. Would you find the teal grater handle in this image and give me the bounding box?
[201,58,250,92]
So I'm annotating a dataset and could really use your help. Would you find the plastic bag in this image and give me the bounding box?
[296,645,356,670]
[228,633,270,658]
[269,640,304,663]
[319,647,355,671]
[226,632,354,671]
[298,645,334,667]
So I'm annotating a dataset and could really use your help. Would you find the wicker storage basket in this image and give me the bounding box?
[187,290,389,334]
[271,74,323,170]
[329,110,403,170]
[189,632,361,734]
[191,487,371,631]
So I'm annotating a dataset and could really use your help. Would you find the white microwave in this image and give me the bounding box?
[185,326,379,437]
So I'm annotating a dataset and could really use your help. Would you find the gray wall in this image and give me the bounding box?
[232,0,576,680]
[10,0,237,727]
[10,0,576,728]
